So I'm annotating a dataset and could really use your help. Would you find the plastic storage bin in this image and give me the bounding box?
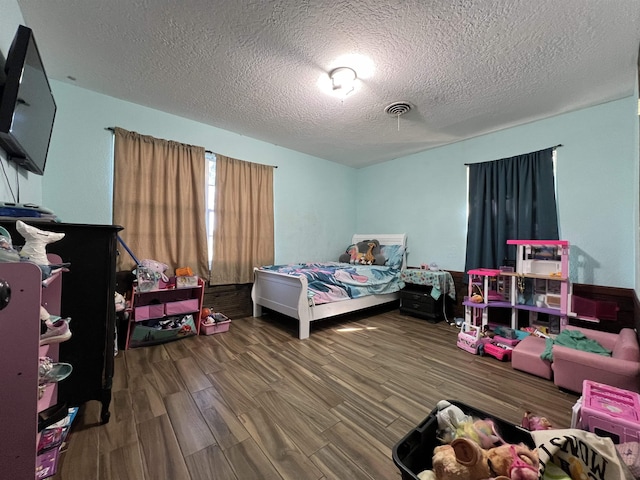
[573,296,619,321]
[128,314,197,348]
[392,400,535,480]
[200,319,231,335]
[580,380,640,444]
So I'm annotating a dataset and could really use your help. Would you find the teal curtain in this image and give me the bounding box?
[464,148,559,275]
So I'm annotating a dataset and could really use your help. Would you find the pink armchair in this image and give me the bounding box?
[551,325,640,393]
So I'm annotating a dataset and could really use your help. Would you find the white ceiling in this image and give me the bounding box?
[15,0,640,168]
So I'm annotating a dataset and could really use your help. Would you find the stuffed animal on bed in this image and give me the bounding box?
[339,239,386,265]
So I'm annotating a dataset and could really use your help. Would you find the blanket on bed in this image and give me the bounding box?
[259,261,405,305]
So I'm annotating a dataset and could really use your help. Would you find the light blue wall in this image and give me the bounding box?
[3,0,639,290]
[357,96,640,289]
[43,81,357,264]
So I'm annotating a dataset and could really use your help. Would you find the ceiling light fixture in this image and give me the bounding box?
[329,67,357,96]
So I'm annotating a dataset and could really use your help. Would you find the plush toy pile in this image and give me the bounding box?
[418,400,540,480]
[339,239,386,265]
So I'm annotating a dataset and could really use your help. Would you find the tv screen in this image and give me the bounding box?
[0,25,56,175]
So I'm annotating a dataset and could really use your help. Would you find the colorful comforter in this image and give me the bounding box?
[259,261,405,306]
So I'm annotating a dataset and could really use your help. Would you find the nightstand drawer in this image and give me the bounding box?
[400,285,443,322]
[400,290,432,302]
[400,297,438,314]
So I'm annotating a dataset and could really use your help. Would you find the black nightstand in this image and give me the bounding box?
[399,283,445,322]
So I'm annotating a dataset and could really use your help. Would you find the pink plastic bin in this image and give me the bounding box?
[580,380,640,444]
[573,295,619,321]
[200,319,231,335]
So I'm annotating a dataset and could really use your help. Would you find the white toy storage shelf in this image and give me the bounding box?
[463,240,572,334]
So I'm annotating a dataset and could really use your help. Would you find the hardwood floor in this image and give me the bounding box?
[52,307,579,479]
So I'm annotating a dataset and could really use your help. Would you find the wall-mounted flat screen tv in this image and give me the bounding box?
[0,25,56,175]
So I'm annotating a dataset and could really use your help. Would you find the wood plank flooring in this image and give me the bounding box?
[51,307,579,479]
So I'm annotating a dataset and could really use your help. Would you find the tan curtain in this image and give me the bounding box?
[210,155,274,285]
[113,127,209,279]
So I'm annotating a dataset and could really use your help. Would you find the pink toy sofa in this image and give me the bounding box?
[551,325,640,394]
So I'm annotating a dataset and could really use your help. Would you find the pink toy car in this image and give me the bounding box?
[483,342,513,361]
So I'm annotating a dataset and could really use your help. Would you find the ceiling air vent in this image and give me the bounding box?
[384,101,412,117]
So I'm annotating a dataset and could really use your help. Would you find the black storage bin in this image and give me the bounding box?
[392,400,535,480]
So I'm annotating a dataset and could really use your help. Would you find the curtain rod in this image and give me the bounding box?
[105,127,278,167]
[105,127,213,154]
[464,144,563,166]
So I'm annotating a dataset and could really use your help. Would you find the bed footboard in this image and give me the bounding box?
[251,268,312,339]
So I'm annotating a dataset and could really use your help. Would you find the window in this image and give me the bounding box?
[205,152,216,267]
[464,147,559,274]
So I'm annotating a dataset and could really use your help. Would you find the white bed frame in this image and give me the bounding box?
[251,233,407,339]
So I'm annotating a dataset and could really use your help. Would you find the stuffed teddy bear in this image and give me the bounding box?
[418,437,539,480]
[339,239,386,265]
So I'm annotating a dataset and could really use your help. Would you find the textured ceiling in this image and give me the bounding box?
[15,0,640,168]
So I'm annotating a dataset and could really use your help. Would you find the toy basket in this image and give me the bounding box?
[392,400,534,480]
[200,312,231,335]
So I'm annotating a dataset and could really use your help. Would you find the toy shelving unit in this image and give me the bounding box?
[0,254,75,479]
[464,268,513,328]
[463,240,571,334]
[507,239,571,332]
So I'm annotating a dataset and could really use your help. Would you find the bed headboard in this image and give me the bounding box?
[351,234,407,269]
[352,233,407,246]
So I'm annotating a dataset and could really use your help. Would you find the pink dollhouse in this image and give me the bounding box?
[459,240,572,356]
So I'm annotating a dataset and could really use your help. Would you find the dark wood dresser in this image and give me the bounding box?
[0,220,123,423]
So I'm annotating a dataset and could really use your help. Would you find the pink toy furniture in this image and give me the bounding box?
[511,334,553,379]
[579,380,640,443]
[483,342,513,361]
[552,325,640,393]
